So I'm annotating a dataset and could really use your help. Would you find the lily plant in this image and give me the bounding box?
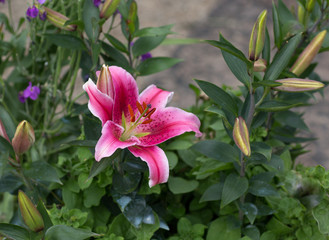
[83,65,202,187]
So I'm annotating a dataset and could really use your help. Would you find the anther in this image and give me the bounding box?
[136,101,143,114]
[127,104,135,122]
[144,108,156,118]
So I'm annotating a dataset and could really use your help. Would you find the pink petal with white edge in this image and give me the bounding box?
[128,145,169,187]
[109,66,139,124]
[83,79,113,126]
[139,84,173,109]
[136,107,202,146]
[95,121,139,161]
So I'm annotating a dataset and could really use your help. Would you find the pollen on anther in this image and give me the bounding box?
[128,104,135,122]
[136,101,143,114]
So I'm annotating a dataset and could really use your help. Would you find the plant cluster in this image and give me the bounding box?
[1,0,329,239]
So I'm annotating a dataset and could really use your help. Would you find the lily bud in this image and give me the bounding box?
[127,1,138,35]
[233,117,251,157]
[43,7,77,31]
[274,78,324,92]
[0,118,10,143]
[96,65,113,97]
[253,58,267,72]
[12,120,35,155]
[290,30,327,76]
[306,0,315,12]
[100,0,121,19]
[248,10,267,61]
[18,190,44,232]
[297,3,305,25]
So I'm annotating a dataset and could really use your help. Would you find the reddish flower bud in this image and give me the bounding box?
[18,190,44,232]
[253,58,267,72]
[43,7,77,31]
[12,120,35,155]
[249,10,267,61]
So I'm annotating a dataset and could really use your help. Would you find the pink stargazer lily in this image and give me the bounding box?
[83,66,202,187]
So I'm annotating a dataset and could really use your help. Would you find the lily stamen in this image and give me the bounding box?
[128,104,135,122]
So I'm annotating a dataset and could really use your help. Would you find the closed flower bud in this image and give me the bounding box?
[248,10,267,61]
[306,0,315,12]
[127,1,137,34]
[233,117,251,157]
[12,120,35,155]
[290,30,327,76]
[100,0,121,19]
[253,58,267,72]
[43,7,76,31]
[96,65,113,97]
[297,3,305,25]
[274,78,324,92]
[18,190,44,232]
[0,119,10,143]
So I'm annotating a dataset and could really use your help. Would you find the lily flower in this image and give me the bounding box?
[83,66,202,187]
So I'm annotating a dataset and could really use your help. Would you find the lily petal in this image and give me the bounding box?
[139,84,173,109]
[109,66,139,124]
[95,121,139,161]
[83,79,113,126]
[136,107,202,146]
[128,145,169,187]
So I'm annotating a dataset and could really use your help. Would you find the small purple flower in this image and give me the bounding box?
[19,82,40,103]
[93,0,101,7]
[39,11,47,21]
[38,0,46,4]
[26,6,39,19]
[141,52,152,61]
[0,0,5,4]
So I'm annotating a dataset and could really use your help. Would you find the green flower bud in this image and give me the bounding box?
[12,120,35,155]
[100,0,121,19]
[274,78,324,92]
[97,65,113,97]
[248,10,267,61]
[290,30,327,76]
[233,117,251,157]
[43,7,77,31]
[297,3,305,25]
[306,0,315,12]
[18,190,44,232]
[253,58,267,72]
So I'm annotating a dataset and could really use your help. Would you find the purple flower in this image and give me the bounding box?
[39,11,47,21]
[19,82,40,103]
[38,0,46,4]
[141,52,152,61]
[0,0,5,4]
[26,6,39,19]
[93,0,101,7]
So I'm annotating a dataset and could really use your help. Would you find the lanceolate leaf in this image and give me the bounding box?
[136,57,182,76]
[43,34,87,50]
[221,173,248,208]
[0,223,30,240]
[272,1,282,48]
[88,150,121,179]
[134,24,174,37]
[257,100,302,112]
[195,80,238,115]
[132,35,166,57]
[45,225,99,240]
[264,33,302,81]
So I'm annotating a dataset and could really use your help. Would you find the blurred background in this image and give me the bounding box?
[1,0,329,167]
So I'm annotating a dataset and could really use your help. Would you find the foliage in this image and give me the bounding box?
[1,0,329,239]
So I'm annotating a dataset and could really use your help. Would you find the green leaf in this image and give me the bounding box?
[257,100,302,112]
[83,182,106,208]
[0,136,14,157]
[43,34,86,50]
[101,41,130,69]
[24,161,62,184]
[88,150,120,179]
[0,223,30,240]
[104,34,128,53]
[272,1,282,48]
[136,57,182,76]
[162,38,202,45]
[275,110,309,131]
[252,80,281,88]
[221,174,248,208]
[166,151,178,170]
[134,24,174,37]
[222,49,250,87]
[45,225,99,240]
[112,171,141,194]
[251,142,272,161]
[195,80,238,115]
[0,174,23,193]
[166,139,193,150]
[64,140,97,147]
[168,177,199,194]
[207,217,241,240]
[200,183,223,202]
[130,213,160,240]
[266,217,293,235]
[132,35,166,57]
[192,140,239,163]
[37,201,53,231]
[248,181,278,197]
[78,173,93,190]
[264,33,302,80]
[108,214,135,239]
[83,0,100,42]
[312,201,329,234]
[241,203,258,224]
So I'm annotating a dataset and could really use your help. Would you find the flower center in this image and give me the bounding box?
[120,101,156,141]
